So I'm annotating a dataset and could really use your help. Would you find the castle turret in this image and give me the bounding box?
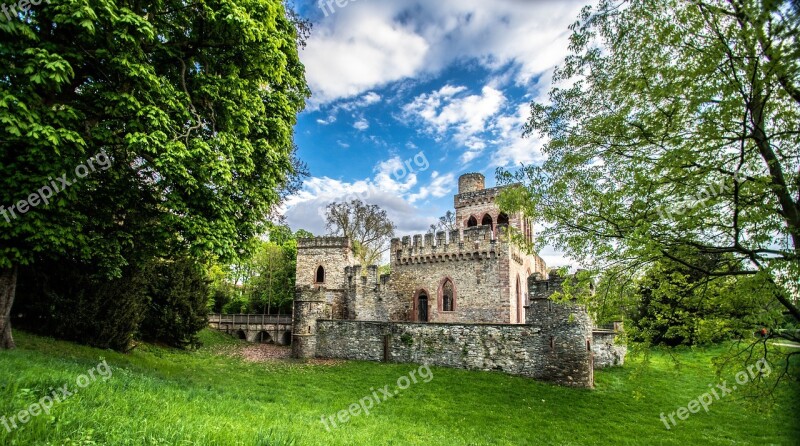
[527,271,594,387]
[292,287,330,358]
[458,173,485,194]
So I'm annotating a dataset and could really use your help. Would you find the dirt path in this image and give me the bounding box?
[237,343,292,362]
[233,343,345,366]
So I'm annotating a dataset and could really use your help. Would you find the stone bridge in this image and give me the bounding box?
[208,314,293,345]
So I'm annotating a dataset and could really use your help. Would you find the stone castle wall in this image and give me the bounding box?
[389,225,511,323]
[296,237,355,319]
[314,319,593,388]
[295,271,624,388]
[291,286,332,359]
[528,272,627,370]
[592,330,626,368]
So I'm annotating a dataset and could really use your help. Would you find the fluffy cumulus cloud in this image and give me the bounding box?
[283,156,452,236]
[401,86,546,166]
[301,13,430,105]
[489,103,548,167]
[353,117,370,131]
[301,0,586,106]
[402,85,507,163]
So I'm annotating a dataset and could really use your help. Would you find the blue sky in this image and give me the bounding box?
[283,0,591,266]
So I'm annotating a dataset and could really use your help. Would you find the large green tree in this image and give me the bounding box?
[499,0,799,330]
[0,0,309,348]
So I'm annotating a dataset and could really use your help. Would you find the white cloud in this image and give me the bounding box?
[400,84,546,166]
[316,115,337,125]
[402,85,506,162]
[302,13,430,106]
[353,118,370,131]
[489,103,547,167]
[408,171,455,203]
[301,0,587,105]
[283,157,457,236]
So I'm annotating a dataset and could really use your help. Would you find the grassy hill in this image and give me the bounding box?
[0,330,797,445]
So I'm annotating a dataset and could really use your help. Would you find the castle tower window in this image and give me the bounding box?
[467,216,478,227]
[497,213,510,226]
[481,214,493,228]
[315,266,325,284]
[440,279,455,312]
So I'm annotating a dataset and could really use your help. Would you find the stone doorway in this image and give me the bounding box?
[418,293,429,322]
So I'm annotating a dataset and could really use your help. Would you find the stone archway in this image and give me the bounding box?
[256,331,272,344]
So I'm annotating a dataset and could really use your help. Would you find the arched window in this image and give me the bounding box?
[497,213,510,226]
[467,216,478,227]
[315,266,325,283]
[441,279,455,312]
[481,214,493,227]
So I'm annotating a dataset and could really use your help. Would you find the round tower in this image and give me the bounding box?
[292,289,330,359]
[458,173,485,194]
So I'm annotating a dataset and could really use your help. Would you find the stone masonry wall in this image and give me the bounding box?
[592,330,627,368]
[315,320,594,388]
[296,237,355,320]
[388,225,511,323]
[292,286,332,359]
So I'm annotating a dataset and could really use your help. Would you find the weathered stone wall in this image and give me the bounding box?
[296,237,355,320]
[315,320,594,387]
[528,273,626,371]
[387,225,511,324]
[592,330,627,368]
[292,287,333,359]
[526,286,595,386]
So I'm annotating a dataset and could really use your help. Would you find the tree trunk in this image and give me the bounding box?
[0,265,18,350]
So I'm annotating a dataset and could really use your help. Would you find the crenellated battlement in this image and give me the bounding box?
[454,185,503,208]
[298,237,351,249]
[390,225,511,265]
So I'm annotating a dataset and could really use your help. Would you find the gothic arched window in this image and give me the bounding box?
[315,266,325,283]
[441,279,455,312]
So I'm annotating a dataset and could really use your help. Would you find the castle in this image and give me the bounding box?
[292,173,625,387]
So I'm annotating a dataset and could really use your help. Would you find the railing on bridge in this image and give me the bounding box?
[208,314,293,325]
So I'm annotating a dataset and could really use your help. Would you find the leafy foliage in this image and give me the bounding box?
[210,225,304,315]
[139,258,210,349]
[0,0,310,348]
[603,254,784,346]
[14,258,149,352]
[498,0,800,323]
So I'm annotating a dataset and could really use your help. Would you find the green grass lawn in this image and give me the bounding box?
[0,330,797,445]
